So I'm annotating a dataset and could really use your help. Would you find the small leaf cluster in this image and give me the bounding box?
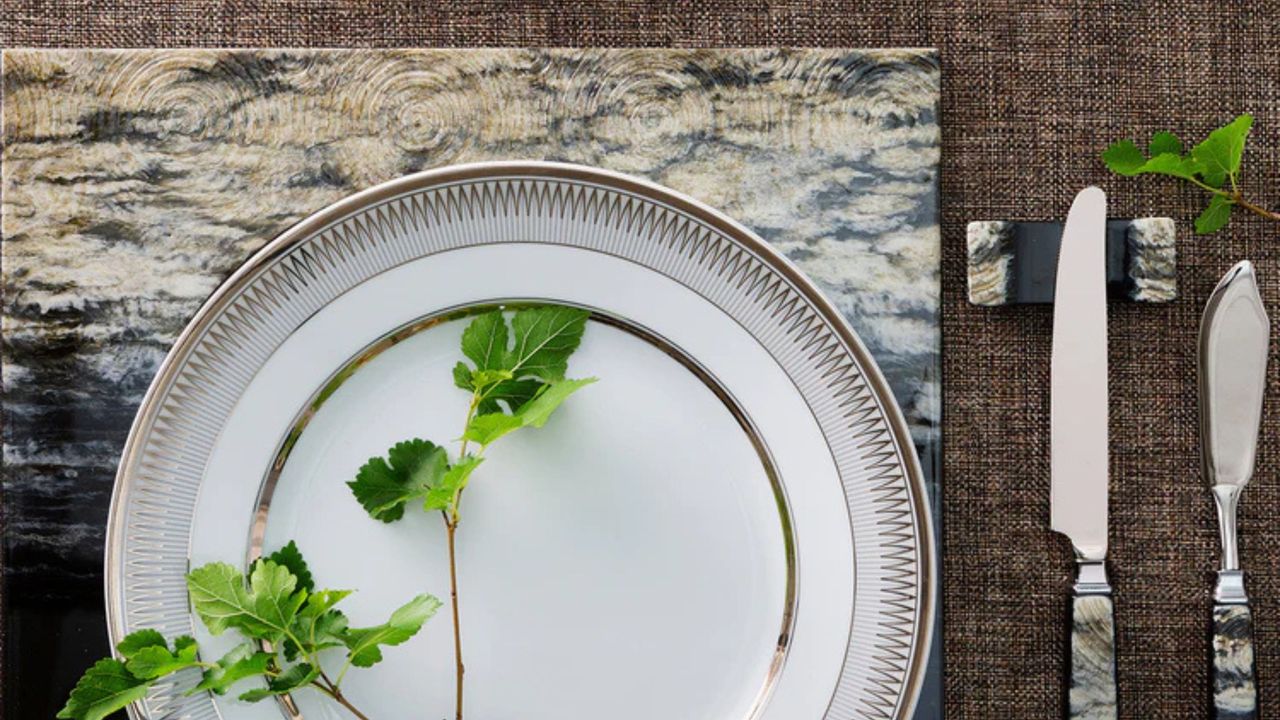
[1102,114,1254,233]
[349,305,596,524]
[58,542,439,720]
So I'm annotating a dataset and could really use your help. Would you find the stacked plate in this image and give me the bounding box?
[107,163,935,719]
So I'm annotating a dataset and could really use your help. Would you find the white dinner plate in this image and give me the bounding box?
[106,162,934,720]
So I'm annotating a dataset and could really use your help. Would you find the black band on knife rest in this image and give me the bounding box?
[967,218,1177,306]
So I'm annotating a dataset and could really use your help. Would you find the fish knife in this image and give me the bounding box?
[1200,260,1268,720]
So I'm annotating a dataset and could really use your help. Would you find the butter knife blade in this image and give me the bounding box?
[1050,186,1110,561]
[1200,260,1269,499]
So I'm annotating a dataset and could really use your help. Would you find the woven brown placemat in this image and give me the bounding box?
[4,3,1280,718]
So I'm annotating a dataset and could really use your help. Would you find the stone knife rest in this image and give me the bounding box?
[966,218,1177,306]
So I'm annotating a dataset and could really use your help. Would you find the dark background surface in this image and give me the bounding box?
[4,2,1280,718]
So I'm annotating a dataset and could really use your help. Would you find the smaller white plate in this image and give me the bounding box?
[266,314,791,719]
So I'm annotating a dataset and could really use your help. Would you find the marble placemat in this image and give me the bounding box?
[1,48,941,718]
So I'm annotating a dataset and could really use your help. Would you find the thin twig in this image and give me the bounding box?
[445,517,465,720]
[1233,193,1280,222]
[1184,175,1280,223]
[311,681,374,720]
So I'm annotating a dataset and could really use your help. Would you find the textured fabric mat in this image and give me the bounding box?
[4,3,1280,719]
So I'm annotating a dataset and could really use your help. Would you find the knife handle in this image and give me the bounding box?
[1212,600,1257,720]
[1069,563,1118,720]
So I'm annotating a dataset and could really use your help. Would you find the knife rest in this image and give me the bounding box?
[967,218,1176,306]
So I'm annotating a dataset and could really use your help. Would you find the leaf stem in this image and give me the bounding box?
[1186,175,1232,196]
[457,393,481,463]
[438,388,484,720]
[1233,193,1280,222]
[284,630,309,663]
[312,680,373,720]
[1181,176,1280,223]
[445,516,465,720]
[333,658,353,688]
[318,667,339,692]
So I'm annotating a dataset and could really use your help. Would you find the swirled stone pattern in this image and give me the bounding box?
[0,49,940,712]
[1212,604,1257,719]
[965,218,1177,305]
[1070,594,1118,720]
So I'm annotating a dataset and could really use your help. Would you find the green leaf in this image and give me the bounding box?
[244,560,308,640]
[186,560,306,641]
[517,377,597,428]
[190,643,272,695]
[453,360,475,391]
[424,455,485,511]
[472,368,514,388]
[461,412,525,447]
[477,378,544,415]
[116,629,167,658]
[287,605,350,661]
[348,439,448,522]
[1102,138,1203,181]
[1136,152,1204,181]
[125,635,199,679]
[1101,139,1145,174]
[454,306,591,413]
[286,590,352,660]
[1148,131,1183,156]
[461,310,509,371]
[186,563,251,636]
[300,589,353,618]
[344,594,442,668]
[506,306,590,381]
[238,663,320,702]
[265,540,313,594]
[1196,194,1234,234]
[308,608,351,651]
[1192,113,1253,188]
[462,377,596,447]
[56,659,150,720]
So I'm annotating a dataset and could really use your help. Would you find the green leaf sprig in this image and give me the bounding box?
[348,304,596,720]
[1103,113,1280,234]
[58,542,439,720]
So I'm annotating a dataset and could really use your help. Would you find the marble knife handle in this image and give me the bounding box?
[1212,602,1257,719]
[1069,592,1118,720]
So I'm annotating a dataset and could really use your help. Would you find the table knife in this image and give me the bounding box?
[1050,186,1117,720]
[1200,260,1268,720]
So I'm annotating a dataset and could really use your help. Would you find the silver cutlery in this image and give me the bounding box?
[1050,186,1117,720]
[1200,260,1268,720]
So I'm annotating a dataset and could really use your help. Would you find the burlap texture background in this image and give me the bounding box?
[4,3,1280,718]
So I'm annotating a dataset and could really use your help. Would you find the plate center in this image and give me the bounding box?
[260,310,792,720]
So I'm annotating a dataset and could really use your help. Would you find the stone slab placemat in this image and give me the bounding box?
[0,48,942,718]
[5,4,1280,719]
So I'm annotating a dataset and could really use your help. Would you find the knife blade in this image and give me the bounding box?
[1200,260,1268,720]
[1050,186,1116,720]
